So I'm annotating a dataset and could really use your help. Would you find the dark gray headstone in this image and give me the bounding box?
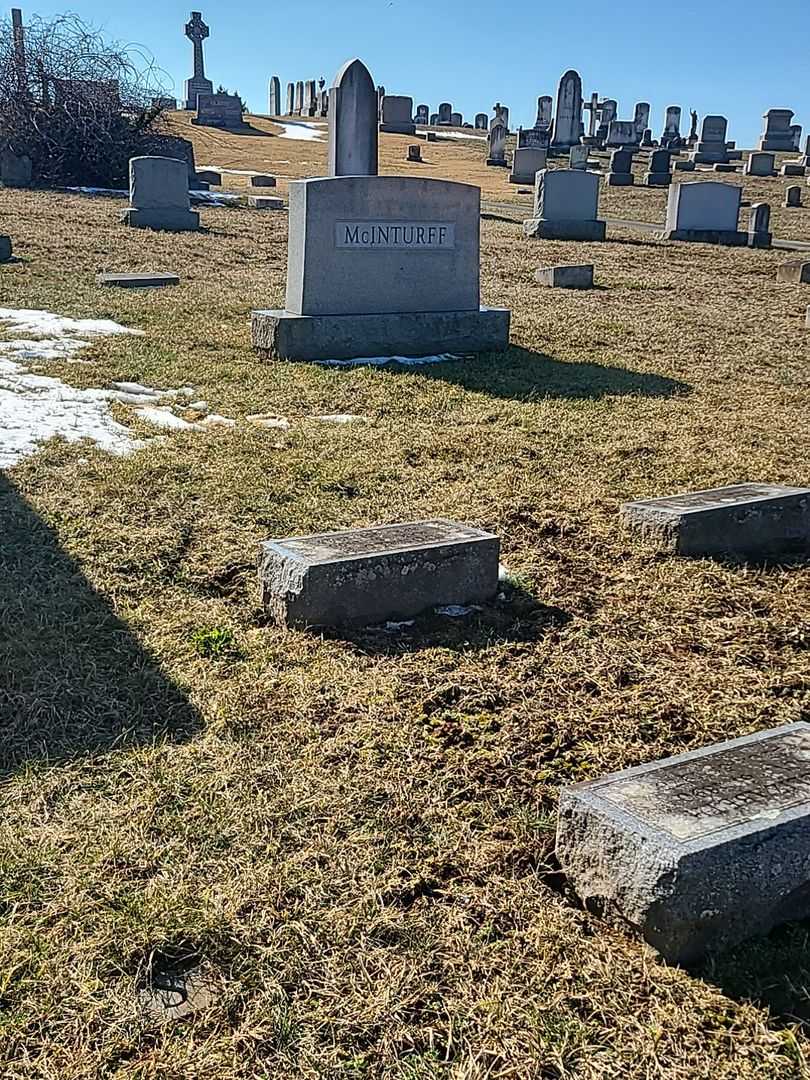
[328,58,378,177]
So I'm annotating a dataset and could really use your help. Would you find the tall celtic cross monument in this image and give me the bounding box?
[184,11,213,110]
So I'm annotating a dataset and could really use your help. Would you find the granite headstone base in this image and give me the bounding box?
[252,306,511,362]
[661,227,747,246]
[605,173,634,186]
[258,519,500,628]
[523,218,606,241]
[122,207,200,232]
[621,483,810,558]
[558,723,810,964]
[643,172,672,187]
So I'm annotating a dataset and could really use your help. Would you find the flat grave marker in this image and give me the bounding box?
[97,272,180,288]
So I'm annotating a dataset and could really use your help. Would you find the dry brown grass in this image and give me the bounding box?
[0,125,809,1079]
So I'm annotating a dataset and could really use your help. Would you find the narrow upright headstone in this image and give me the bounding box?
[11,8,26,93]
[596,99,617,143]
[183,11,213,110]
[415,104,429,125]
[487,122,508,167]
[551,70,583,148]
[557,723,810,963]
[294,81,304,116]
[268,75,281,116]
[285,82,294,115]
[492,102,509,131]
[690,115,729,164]
[633,102,650,139]
[605,148,634,186]
[748,202,772,249]
[474,113,488,130]
[327,58,378,178]
[438,102,452,125]
[661,105,682,147]
[318,78,328,117]
[535,95,553,131]
[569,144,589,170]
[303,80,317,116]
[123,156,200,232]
[583,91,600,142]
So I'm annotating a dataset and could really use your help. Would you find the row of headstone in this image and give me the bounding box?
[277,77,328,118]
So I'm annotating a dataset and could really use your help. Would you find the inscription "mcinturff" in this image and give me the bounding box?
[335,221,456,250]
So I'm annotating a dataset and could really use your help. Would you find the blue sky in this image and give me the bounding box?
[24,0,810,147]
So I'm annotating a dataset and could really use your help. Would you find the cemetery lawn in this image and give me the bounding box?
[1,151,810,1078]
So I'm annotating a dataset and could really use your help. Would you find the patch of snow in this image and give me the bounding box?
[435,604,481,617]
[246,414,290,430]
[198,413,236,427]
[0,309,140,339]
[186,400,208,411]
[134,406,199,431]
[316,353,465,369]
[276,120,324,142]
[418,127,487,142]
[66,186,127,198]
[111,381,161,397]
[314,413,369,424]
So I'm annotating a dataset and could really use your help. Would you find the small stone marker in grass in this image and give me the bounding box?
[673,160,695,171]
[97,272,180,288]
[407,144,422,163]
[776,260,810,283]
[785,185,802,208]
[748,202,772,249]
[123,156,200,232]
[535,263,594,289]
[621,483,810,559]
[250,175,276,188]
[0,236,11,262]
[605,148,634,187]
[557,722,810,964]
[712,162,738,173]
[258,519,500,628]
[248,195,283,210]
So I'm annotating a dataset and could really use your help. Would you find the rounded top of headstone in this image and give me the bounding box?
[332,58,374,92]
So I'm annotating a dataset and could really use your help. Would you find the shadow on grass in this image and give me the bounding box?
[695,921,810,1029]
[318,589,571,656]
[0,476,200,778]
[401,346,689,403]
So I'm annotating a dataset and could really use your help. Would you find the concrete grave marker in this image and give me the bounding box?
[758,108,797,151]
[661,105,682,148]
[285,82,294,115]
[633,102,650,139]
[97,272,180,288]
[249,195,283,210]
[438,102,452,125]
[474,113,488,129]
[748,202,772,249]
[268,76,281,115]
[784,186,802,208]
[380,95,416,135]
[415,104,429,125]
[558,722,810,963]
[690,115,729,163]
[535,95,553,131]
[328,59,378,178]
[776,260,810,283]
[644,148,672,187]
[744,151,775,177]
[621,483,810,558]
[123,157,200,232]
[487,122,508,167]
[535,263,594,289]
[662,181,745,245]
[551,70,583,148]
[510,146,547,185]
[183,11,213,110]
[569,144,589,170]
[605,148,634,186]
[524,169,606,241]
[258,520,500,628]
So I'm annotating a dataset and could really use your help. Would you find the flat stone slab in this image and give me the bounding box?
[605,174,634,186]
[557,723,810,964]
[776,260,810,284]
[535,263,594,289]
[674,161,696,171]
[97,272,180,289]
[621,482,810,559]
[258,519,500,628]
[781,163,806,177]
[252,306,510,362]
[250,175,276,187]
[248,196,284,210]
[0,235,11,262]
[196,170,221,185]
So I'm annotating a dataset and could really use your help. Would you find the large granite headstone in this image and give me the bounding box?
[253,59,510,362]
[744,151,776,177]
[524,169,606,241]
[661,105,682,148]
[606,119,640,148]
[644,148,672,187]
[258,520,500,628]
[621,483,810,556]
[268,76,281,115]
[192,92,243,128]
[438,102,452,125]
[690,115,729,164]
[558,723,810,964]
[510,146,547,184]
[123,156,199,232]
[551,69,583,149]
[661,181,745,245]
[605,147,634,186]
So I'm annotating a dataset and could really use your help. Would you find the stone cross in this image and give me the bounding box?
[185,11,209,81]
[583,92,599,138]
[328,58,378,177]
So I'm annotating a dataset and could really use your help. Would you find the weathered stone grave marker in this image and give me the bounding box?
[758,108,798,151]
[785,185,802,208]
[644,148,672,187]
[744,151,776,177]
[748,202,772,249]
[535,263,594,289]
[690,115,729,164]
[510,146,547,185]
[605,148,634,186]
[268,75,281,116]
[557,723,810,963]
[258,520,500,628]
[250,174,276,187]
[551,70,583,149]
[192,92,243,129]
[487,122,508,167]
[621,483,810,557]
[0,236,13,262]
[524,169,606,241]
[569,144,589,170]
[662,181,745,245]
[252,59,510,362]
[380,95,416,135]
[661,105,682,148]
[776,259,810,283]
[249,195,283,210]
[97,272,180,288]
[123,157,200,232]
[285,82,294,115]
[407,144,422,163]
